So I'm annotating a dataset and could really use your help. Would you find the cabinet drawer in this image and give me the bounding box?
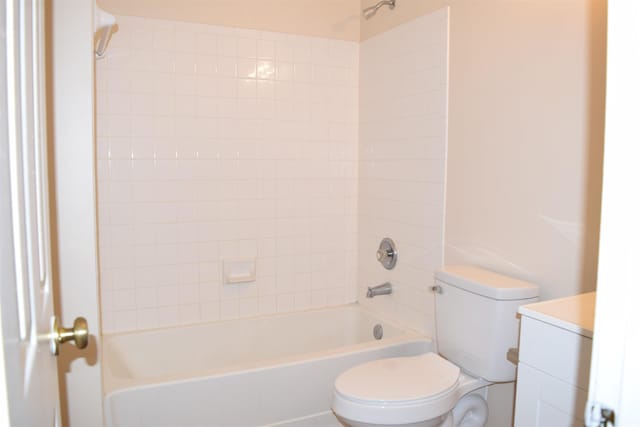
[519,316,592,390]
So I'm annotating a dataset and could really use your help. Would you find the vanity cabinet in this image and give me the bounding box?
[513,292,595,427]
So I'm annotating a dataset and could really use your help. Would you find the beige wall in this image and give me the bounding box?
[363,0,607,301]
[98,0,361,41]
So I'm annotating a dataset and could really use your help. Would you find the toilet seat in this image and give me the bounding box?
[332,353,463,425]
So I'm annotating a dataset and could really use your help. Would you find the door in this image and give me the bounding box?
[585,1,640,426]
[0,1,89,425]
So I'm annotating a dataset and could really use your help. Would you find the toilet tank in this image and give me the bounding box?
[434,266,539,382]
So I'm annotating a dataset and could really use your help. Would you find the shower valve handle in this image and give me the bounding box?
[376,238,398,270]
[377,248,393,261]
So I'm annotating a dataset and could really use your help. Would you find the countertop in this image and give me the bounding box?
[518,292,596,338]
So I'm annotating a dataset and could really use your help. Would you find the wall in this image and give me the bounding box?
[97,0,607,307]
[357,9,449,335]
[362,0,606,301]
[362,2,606,426]
[98,0,361,41]
[96,16,359,333]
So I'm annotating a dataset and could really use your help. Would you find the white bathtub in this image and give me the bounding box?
[103,304,431,427]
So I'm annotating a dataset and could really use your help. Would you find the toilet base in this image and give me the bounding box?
[335,413,447,427]
[447,393,488,427]
[335,390,489,427]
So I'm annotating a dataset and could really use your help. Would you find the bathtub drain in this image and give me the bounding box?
[373,324,383,340]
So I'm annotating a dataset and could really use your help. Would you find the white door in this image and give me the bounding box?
[0,1,89,425]
[585,1,640,426]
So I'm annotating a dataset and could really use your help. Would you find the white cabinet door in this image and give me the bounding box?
[515,315,592,427]
[515,363,588,427]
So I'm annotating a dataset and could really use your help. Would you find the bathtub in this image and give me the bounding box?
[103,304,431,427]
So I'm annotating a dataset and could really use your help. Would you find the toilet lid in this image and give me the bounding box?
[334,353,460,403]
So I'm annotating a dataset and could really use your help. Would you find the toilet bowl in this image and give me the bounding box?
[332,353,489,427]
[332,266,539,427]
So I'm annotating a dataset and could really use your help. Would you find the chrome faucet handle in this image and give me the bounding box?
[376,248,391,261]
[376,238,398,270]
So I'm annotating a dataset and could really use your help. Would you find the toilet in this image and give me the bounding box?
[332,265,539,427]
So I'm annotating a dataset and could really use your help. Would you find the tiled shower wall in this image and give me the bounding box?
[96,16,359,332]
[357,9,449,334]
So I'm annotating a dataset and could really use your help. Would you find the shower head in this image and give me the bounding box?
[362,0,396,20]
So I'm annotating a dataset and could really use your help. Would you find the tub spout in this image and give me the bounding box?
[367,282,392,298]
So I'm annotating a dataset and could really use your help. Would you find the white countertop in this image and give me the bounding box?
[518,292,596,338]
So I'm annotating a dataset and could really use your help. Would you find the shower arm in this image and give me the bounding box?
[95,6,116,59]
[363,0,396,19]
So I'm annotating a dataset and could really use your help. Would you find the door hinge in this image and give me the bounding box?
[586,402,615,427]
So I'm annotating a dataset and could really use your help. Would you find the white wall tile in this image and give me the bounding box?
[200,302,220,322]
[357,9,449,336]
[258,295,277,315]
[98,16,358,333]
[220,299,239,319]
[257,40,275,60]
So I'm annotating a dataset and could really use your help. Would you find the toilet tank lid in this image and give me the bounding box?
[435,265,539,300]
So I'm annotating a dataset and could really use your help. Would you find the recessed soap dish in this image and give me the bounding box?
[223,259,256,284]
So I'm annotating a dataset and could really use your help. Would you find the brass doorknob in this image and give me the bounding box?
[50,316,89,356]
